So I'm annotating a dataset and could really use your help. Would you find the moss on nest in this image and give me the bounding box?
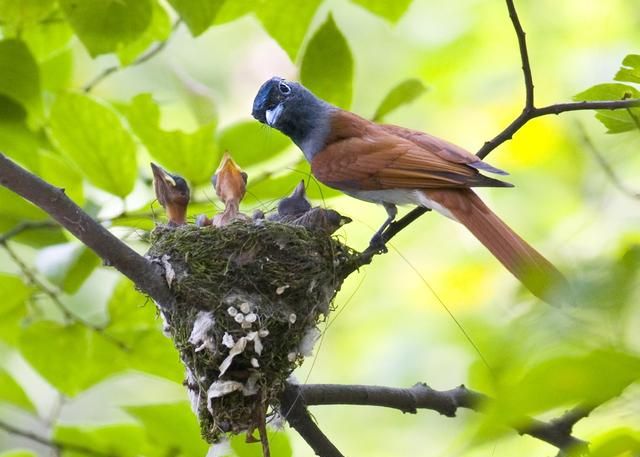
[146,220,358,442]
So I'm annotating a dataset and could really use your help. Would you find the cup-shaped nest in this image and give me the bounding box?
[146,221,358,442]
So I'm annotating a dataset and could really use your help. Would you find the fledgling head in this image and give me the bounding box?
[150,162,190,226]
[277,180,312,218]
[211,153,247,205]
[252,77,332,160]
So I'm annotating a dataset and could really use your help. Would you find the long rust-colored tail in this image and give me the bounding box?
[424,188,569,305]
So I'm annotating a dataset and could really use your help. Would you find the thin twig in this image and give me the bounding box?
[505,0,534,109]
[577,123,640,199]
[0,221,59,243]
[0,420,115,457]
[293,382,590,455]
[83,19,181,92]
[1,241,129,350]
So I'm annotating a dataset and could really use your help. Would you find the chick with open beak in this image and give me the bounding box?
[203,153,249,227]
[150,162,191,226]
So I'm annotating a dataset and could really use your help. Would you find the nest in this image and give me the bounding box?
[146,220,358,443]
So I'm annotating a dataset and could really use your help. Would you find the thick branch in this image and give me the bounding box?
[0,154,174,311]
[0,420,114,457]
[296,382,589,454]
[280,384,345,457]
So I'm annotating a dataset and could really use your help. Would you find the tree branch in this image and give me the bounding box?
[0,153,174,312]
[293,382,589,455]
[0,420,114,457]
[363,0,640,249]
[280,384,345,457]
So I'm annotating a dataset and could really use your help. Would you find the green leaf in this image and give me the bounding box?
[614,54,640,84]
[590,428,640,457]
[19,322,125,396]
[21,17,74,62]
[0,0,56,27]
[39,48,74,92]
[54,424,153,457]
[0,451,38,457]
[35,243,100,294]
[117,2,172,66]
[230,430,292,457]
[106,280,183,382]
[0,39,42,123]
[350,0,413,22]
[493,349,640,421]
[301,15,354,109]
[573,83,640,134]
[39,150,84,205]
[217,121,291,167]
[167,0,225,36]
[214,1,254,24]
[0,370,34,412]
[59,0,153,57]
[49,92,138,197]
[124,93,218,185]
[372,78,427,121]
[126,403,208,457]
[574,83,639,102]
[0,119,42,172]
[256,0,322,61]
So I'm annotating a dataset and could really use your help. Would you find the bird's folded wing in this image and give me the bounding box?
[311,128,508,191]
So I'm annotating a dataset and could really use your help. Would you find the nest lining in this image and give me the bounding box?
[146,221,358,442]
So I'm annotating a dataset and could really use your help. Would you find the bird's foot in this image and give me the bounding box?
[367,232,388,254]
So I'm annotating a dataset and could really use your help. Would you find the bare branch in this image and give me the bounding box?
[280,384,345,457]
[505,0,534,109]
[83,20,181,93]
[0,153,174,312]
[295,382,589,455]
[0,419,114,457]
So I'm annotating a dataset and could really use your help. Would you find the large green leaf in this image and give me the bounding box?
[106,280,183,382]
[256,0,322,61]
[59,0,153,57]
[301,15,354,109]
[350,0,413,22]
[19,321,126,396]
[0,119,42,172]
[0,0,56,27]
[124,93,218,185]
[614,54,640,84]
[49,92,138,197]
[35,243,100,294]
[491,350,640,423]
[214,1,254,24]
[39,150,84,205]
[0,370,34,412]
[372,78,427,121]
[0,39,42,123]
[117,1,172,66]
[0,275,30,347]
[167,0,225,36]
[54,424,155,457]
[126,403,208,457]
[21,17,74,62]
[217,120,291,167]
[590,428,640,457]
[574,83,640,134]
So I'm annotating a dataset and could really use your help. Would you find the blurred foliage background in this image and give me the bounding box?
[0,0,639,456]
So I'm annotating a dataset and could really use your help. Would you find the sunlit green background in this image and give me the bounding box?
[1,0,639,456]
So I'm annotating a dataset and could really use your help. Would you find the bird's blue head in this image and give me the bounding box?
[252,77,332,159]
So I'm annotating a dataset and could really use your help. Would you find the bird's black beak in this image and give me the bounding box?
[252,77,283,124]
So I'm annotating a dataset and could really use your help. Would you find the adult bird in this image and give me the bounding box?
[150,162,190,226]
[252,77,568,304]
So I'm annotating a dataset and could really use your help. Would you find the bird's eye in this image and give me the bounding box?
[240,172,248,184]
[278,81,291,95]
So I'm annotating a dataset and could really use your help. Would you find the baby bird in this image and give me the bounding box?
[150,162,190,226]
[210,153,249,227]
